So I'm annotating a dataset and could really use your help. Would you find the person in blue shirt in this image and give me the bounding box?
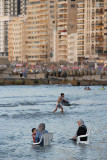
[35,123,48,144]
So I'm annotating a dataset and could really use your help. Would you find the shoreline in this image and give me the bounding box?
[0,78,107,86]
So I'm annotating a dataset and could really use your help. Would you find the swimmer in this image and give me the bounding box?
[87,87,91,90]
[100,85,105,90]
[84,87,87,90]
[53,93,68,113]
[32,128,36,143]
[102,85,105,89]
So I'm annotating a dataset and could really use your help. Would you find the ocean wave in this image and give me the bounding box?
[12,111,52,119]
[0,114,9,118]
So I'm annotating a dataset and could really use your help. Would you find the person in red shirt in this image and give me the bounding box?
[32,128,36,143]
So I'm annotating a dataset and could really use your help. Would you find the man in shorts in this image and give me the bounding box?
[53,93,67,113]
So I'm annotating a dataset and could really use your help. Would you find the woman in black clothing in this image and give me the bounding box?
[72,119,87,141]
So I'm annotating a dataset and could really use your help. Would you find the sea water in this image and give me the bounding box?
[0,85,107,160]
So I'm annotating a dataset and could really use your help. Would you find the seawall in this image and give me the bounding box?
[0,78,107,86]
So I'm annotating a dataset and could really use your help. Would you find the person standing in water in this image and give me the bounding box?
[53,93,68,113]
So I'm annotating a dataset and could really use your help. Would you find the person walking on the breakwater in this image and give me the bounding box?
[53,93,68,113]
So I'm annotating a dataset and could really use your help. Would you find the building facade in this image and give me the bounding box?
[0,0,10,58]
[0,0,28,60]
[8,17,26,62]
[26,0,57,65]
[104,0,107,56]
[10,0,28,16]
[77,0,107,64]
[68,33,77,64]
[55,0,79,62]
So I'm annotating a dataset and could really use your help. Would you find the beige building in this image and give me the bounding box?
[77,0,107,63]
[8,17,26,62]
[26,0,57,65]
[6,0,107,65]
[0,0,28,61]
[68,33,77,64]
[104,0,107,56]
[25,0,79,65]
[55,0,79,62]
[0,0,10,58]
[10,0,28,16]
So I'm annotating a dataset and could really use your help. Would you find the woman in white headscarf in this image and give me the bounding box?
[35,123,48,143]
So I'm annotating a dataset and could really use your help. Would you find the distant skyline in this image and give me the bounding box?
[0,0,107,66]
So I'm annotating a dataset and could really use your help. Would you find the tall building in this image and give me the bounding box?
[8,17,26,62]
[55,0,78,62]
[77,0,107,64]
[104,0,107,56]
[68,33,77,64]
[26,0,57,65]
[10,0,28,16]
[25,0,82,65]
[0,0,10,58]
[0,0,28,60]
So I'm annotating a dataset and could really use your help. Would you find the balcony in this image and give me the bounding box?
[96,23,103,26]
[77,43,84,45]
[58,21,67,25]
[57,27,67,30]
[77,16,84,20]
[58,10,67,14]
[96,9,104,14]
[77,4,84,9]
[58,0,67,4]
[58,46,67,49]
[58,4,67,9]
[59,42,67,45]
[77,53,84,57]
[77,47,84,50]
[58,16,67,19]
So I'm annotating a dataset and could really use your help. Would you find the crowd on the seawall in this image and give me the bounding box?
[0,61,107,78]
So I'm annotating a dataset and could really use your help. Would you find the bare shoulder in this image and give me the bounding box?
[59,96,62,100]
[57,96,61,102]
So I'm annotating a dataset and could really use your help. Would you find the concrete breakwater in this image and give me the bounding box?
[47,69,106,78]
[0,78,107,86]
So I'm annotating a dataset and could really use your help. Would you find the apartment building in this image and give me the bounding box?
[0,0,28,61]
[77,0,107,64]
[10,0,28,16]
[0,0,10,58]
[8,17,26,62]
[56,0,79,62]
[26,0,57,65]
[68,33,77,64]
[104,0,107,56]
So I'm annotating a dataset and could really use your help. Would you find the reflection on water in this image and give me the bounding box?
[0,85,107,160]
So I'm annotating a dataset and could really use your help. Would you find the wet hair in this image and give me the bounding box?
[32,128,36,133]
[61,93,64,96]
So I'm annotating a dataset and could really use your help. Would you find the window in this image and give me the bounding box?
[71,4,75,8]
